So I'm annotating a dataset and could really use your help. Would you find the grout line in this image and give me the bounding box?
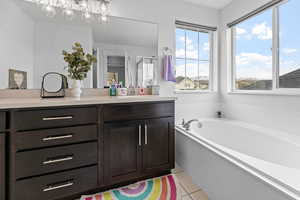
[179,182,190,196]
[189,188,202,195]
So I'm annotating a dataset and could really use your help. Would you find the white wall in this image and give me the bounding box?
[219,0,300,136]
[0,0,35,89]
[110,0,220,122]
[34,21,93,88]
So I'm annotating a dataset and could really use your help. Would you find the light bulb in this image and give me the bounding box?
[80,0,88,9]
[101,15,107,22]
[63,8,75,20]
[83,11,93,22]
[42,4,56,17]
[101,2,107,12]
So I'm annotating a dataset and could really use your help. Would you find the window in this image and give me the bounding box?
[175,23,215,91]
[230,0,300,92]
[279,0,300,88]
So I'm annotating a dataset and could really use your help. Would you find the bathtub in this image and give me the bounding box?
[175,118,300,200]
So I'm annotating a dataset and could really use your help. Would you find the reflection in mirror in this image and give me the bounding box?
[0,0,158,90]
[43,73,64,93]
[137,57,157,88]
[41,72,67,98]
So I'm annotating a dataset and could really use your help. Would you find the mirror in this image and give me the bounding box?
[43,73,64,93]
[0,0,158,90]
[41,72,67,98]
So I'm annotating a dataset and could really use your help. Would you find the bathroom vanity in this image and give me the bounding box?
[0,96,175,200]
[0,112,6,200]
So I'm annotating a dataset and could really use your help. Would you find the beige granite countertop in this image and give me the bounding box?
[0,95,177,109]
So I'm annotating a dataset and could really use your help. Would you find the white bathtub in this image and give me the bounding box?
[175,118,300,200]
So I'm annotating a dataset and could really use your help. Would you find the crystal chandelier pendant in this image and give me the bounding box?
[27,0,112,23]
[63,8,75,20]
[83,11,93,23]
[42,3,56,17]
[100,1,108,13]
[98,14,108,23]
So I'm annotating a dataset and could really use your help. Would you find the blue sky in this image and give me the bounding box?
[175,28,210,79]
[235,0,300,80]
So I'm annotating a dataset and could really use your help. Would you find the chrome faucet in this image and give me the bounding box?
[182,119,202,131]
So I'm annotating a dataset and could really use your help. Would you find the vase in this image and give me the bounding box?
[70,79,82,97]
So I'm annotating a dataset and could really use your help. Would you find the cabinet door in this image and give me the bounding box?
[104,121,142,185]
[0,133,5,200]
[142,118,174,174]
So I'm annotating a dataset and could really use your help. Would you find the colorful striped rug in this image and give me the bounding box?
[80,174,180,200]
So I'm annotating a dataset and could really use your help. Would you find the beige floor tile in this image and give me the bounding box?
[182,195,193,200]
[175,172,201,194]
[190,190,209,200]
[178,183,188,196]
[172,163,184,174]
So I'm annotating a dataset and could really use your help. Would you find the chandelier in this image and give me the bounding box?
[27,0,112,22]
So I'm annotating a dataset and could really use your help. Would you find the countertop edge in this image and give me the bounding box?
[0,96,177,110]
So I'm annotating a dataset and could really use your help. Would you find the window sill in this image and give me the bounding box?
[228,90,300,96]
[174,90,216,94]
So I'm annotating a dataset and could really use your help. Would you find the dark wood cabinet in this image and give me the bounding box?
[0,112,5,132]
[15,166,98,200]
[16,142,98,179]
[142,118,175,174]
[0,133,5,200]
[103,103,175,186]
[7,101,175,200]
[14,107,97,131]
[104,121,142,185]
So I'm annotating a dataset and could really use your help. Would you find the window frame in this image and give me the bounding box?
[229,0,300,95]
[175,24,216,94]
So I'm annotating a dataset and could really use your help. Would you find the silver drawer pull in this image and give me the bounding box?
[145,124,148,145]
[43,182,74,192]
[42,134,73,142]
[42,116,73,121]
[43,156,73,165]
[138,125,142,146]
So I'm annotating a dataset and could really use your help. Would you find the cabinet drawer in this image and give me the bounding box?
[103,102,174,122]
[16,142,98,179]
[16,166,97,200]
[14,107,97,131]
[0,112,5,132]
[16,125,98,150]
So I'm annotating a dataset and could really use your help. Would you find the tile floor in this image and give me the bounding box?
[172,165,209,200]
[77,165,209,200]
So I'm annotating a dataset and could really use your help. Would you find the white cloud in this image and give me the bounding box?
[252,23,272,40]
[236,52,272,79]
[176,49,198,59]
[244,34,252,40]
[203,42,209,52]
[177,36,198,59]
[282,48,298,54]
[236,53,272,65]
[236,27,247,35]
[176,62,209,78]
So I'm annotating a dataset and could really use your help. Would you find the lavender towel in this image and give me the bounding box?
[163,55,176,82]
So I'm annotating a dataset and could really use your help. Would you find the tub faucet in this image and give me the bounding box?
[182,119,202,131]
